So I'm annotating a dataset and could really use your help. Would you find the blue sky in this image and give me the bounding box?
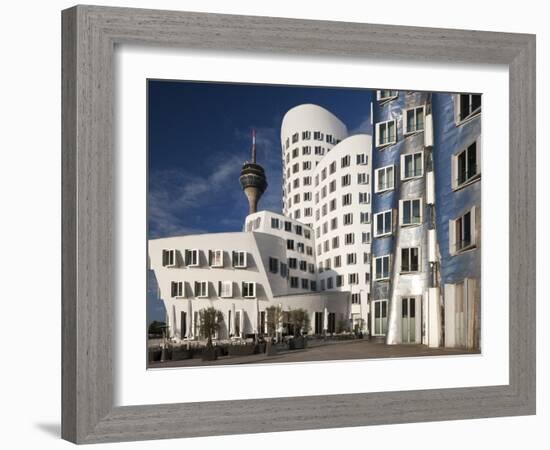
[147,79,374,323]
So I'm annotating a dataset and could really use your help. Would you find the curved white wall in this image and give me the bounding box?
[280,104,348,226]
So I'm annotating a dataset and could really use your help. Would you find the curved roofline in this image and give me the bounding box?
[281,103,346,127]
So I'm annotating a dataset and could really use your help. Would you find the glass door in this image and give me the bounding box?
[401,297,416,343]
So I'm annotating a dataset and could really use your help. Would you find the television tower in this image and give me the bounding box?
[239,129,268,215]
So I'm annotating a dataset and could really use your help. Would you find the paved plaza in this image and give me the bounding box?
[148,338,478,369]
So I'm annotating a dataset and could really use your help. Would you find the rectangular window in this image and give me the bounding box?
[453,140,480,189]
[327,277,334,289]
[194,281,208,298]
[351,293,361,305]
[293,178,300,188]
[301,278,310,289]
[232,251,247,268]
[321,186,327,198]
[363,253,371,264]
[219,280,233,298]
[185,249,200,267]
[290,277,299,288]
[322,222,328,234]
[404,106,425,134]
[310,281,317,291]
[342,193,352,206]
[347,253,357,265]
[308,263,315,274]
[400,198,422,226]
[284,221,292,232]
[348,273,359,284]
[341,155,351,168]
[314,131,324,141]
[343,213,353,225]
[304,207,312,217]
[162,249,177,268]
[287,239,294,250]
[374,255,390,280]
[329,161,337,174]
[375,165,395,193]
[280,263,288,278]
[376,119,397,147]
[345,233,355,245]
[209,249,224,267]
[306,246,313,256]
[331,217,338,230]
[359,192,370,204]
[329,180,336,193]
[377,90,398,102]
[271,217,280,229]
[299,260,307,271]
[329,198,337,211]
[334,256,342,268]
[302,131,311,140]
[362,232,371,244]
[171,281,184,298]
[332,236,339,248]
[303,178,312,188]
[449,206,479,254]
[341,174,351,187]
[401,152,424,180]
[314,146,324,155]
[302,145,311,155]
[356,153,368,165]
[292,132,299,143]
[336,275,343,287]
[322,204,327,216]
[360,212,370,224]
[297,242,305,253]
[401,247,420,273]
[374,209,393,237]
[303,161,311,170]
[292,163,299,173]
[456,93,481,123]
[323,240,330,252]
[269,257,279,273]
[242,282,256,298]
[357,173,369,184]
[288,257,297,269]
[373,299,388,335]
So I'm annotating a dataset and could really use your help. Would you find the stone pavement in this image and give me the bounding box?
[148,338,478,369]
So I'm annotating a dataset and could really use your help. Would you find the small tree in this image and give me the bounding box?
[353,318,366,335]
[198,307,223,348]
[289,308,310,336]
[266,305,283,340]
[337,318,351,334]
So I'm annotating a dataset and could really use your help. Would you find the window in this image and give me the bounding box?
[306,246,313,256]
[373,300,388,335]
[374,255,390,280]
[315,175,319,187]
[452,140,480,189]
[343,213,353,225]
[294,210,301,219]
[285,137,289,149]
[351,293,361,305]
[320,279,326,291]
[456,93,481,123]
[377,90,398,102]
[362,232,371,244]
[348,273,359,284]
[360,212,370,224]
[185,249,200,267]
[321,186,327,198]
[288,258,297,269]
[401,152,424,180]
[293,178,300,188]
[322,222,328,234]
[314,146,324,155]
[376,119,397,147]
[299,260,307,271]
[269,257,279,273]
[357,153,368,165]
[342,193,352,206]
[242,282,256,298]
[208,249,223,268]
[301,278,310,289]
[285,153,290,164]
[375,165,395,193]
[310,281,317,291]
[171,281,184,298]
[297,242,305,253]
[363,253,371,264]
[219,280,233,298]
[357,173,369,184]
[359,192,370,204]
[308,263,315,274]
[304,229,311,239]
[232,251,247,268]
[327,277,334,289]
[292,132,299,143]
[449,206,479,255]
[329,180,336,193]
[287,239,295,250]
[162,249,177,268]
[290,277,299,288]
[341,174,351,186]
[347,253,357,265]
[336,275,343,287]
[302,131,311,140]
[280,263,288,278]
[401,247,420,273]
[400,199,422,226]
[292,163,299,173]
[271,217,280,229]
[322,204,327,216]
[303,179,312,189]
[314,131,324,141]
[329,198,337,211]
[284,221,292,232]
[332,236,339,248]
[303,161,312,171]
[194,281,208,298]
[302,146,311,155]
[374,210,393,237]
[323,240,330,252]
[295,225,303,235]
[329,161,337,174]
[341,155,351,168]
[304,207,312,217]
[321,168,327,181]
[404,106,425,134]
[324,258,331,269]
[334,256,342,268]
[345,233,355,245]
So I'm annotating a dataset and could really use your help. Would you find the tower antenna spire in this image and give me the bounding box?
[251,128,256,163]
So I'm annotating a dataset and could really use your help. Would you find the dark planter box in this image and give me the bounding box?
[148,348,162,363]
[255,343,266,354]
[289,336,307,350]
[265,341,278,356]
[201,348,217,361]
[228,344,256,356]
[171,348,192,361]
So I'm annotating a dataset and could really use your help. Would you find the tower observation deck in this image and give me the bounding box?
[240,129,268,215]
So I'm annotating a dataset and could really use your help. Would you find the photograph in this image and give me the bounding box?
[146,81,482,368]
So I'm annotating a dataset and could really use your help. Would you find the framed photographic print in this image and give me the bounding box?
[62,5,536,444]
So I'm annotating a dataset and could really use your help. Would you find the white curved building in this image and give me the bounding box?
[311,134,372,326]
[281,104,348,226]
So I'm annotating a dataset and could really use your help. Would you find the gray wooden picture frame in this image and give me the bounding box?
[61,4,536,444]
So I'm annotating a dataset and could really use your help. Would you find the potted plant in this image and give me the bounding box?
[198,307,223,361]
[265,305,283,355]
